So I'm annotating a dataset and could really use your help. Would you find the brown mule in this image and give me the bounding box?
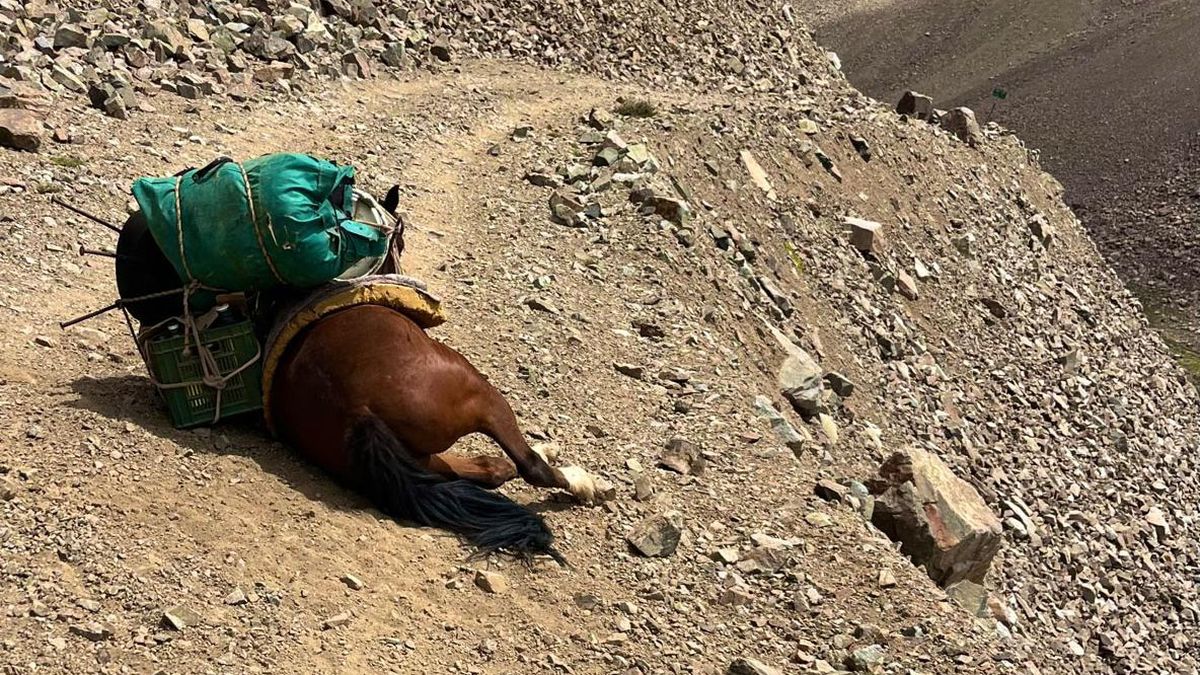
[270,304,601,560]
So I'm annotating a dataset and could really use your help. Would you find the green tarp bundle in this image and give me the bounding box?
[131,153,388,292]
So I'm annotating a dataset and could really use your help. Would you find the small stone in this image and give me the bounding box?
[430,37,452,62]
[76,598,101,613]
[53,24,89,49]
[752,395,808,457]
[341,574,365,591]
[718,587,755,605]
[322,612,352,629]
[711,548,740,564]
[738,546,789,574]
[658,438,704,475]
[145,19,189,56]
[846,645,886,672]
[224,588,247,605]
[69,622,113,642]
[878,569,897,588]
[341,50,372,78]
[740,150,777,200]
[614,363,645,380]
[896,270,919,300]
[162,605,202,631]
[823,372,854,398]
[945,580,988,616]
[727,657,783,675]
[627,512,683,557]
[594,146,622,166]
[633,474,654,501]
[814,479,847,502]
[185,18,210,42]
[804,512,833,528]
[779,347,824,418]
[474,570,509,594]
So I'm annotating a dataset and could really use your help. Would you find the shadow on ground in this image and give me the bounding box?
[65,373,577,520]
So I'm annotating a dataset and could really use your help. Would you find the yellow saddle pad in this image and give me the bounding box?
[260,274,446,433]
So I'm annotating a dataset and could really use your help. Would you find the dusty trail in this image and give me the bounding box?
[0,64,641,674]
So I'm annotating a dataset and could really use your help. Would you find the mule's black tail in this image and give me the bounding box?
[347,415,562,563]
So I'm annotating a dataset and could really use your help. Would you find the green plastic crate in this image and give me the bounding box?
[143,318,264,428]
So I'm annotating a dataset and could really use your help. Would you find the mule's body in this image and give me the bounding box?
[116,183,594,559]
[271,305,598,559]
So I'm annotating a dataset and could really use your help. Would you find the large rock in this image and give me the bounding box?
[940,107,983,147]
[53,23,89,49]
[0,109,42,151]
[896,91,934,120]
[779,346,823,417]
[867,447,1002,586]
[764,322,827,419]
[845,216,885,254]
[0,78,52,114]
[144,19,189,56]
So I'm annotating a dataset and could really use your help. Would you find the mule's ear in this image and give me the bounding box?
[381,185,400,215]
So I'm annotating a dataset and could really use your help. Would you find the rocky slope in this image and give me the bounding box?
[2,1,1198,673]
[799,0,1200,363]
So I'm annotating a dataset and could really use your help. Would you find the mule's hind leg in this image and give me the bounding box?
[479,390,607,503]
[420,452,517,489]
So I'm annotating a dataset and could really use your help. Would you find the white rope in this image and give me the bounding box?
[158,174,260,423]
[236,162,285,284]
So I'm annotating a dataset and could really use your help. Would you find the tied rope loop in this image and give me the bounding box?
[236,162,285,285]
[158,171,266,423]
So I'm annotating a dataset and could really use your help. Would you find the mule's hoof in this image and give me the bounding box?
[559,466,615,504]
[559,466,596,503]
[532,441,561,465]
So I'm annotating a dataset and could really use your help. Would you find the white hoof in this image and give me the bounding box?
[559,465,598,504]
[532,441,561,465]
